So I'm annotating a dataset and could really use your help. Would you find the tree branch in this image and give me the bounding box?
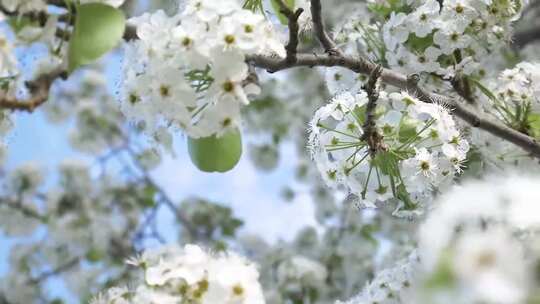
[29,257,80,284]
[0,68,67,112]
[247,53,540,158]
[124,146,198,238]
[450,75,474,104]
[310,0,341,55]
[274,0,304,63]
[513,25,540,48]
[361,65,386,155]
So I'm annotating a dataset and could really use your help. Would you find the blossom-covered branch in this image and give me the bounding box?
[247,53,540,158]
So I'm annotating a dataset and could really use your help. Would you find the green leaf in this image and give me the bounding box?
[243,0,265,14]
[373,151,398,177]
[367,0,411,20]
[271,0,295,25]
[406,33,434,53]
[396,183,416,210]
[352,104,386,126]
[188,128,243,173]
[68,3,125,72]
[398,115,418,143]
[469,77,500,105]
[528,113,540,139]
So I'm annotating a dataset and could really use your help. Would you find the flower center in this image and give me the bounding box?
[159,85,171,97]
[224,34,236,45]
[182,37,192,47]
[476,252,496,268]
[222,81,234,93]
[129,93,139,104]
[233,284,244,296]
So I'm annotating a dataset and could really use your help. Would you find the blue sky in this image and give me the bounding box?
[0,78,319,303]
[4,109,318,242]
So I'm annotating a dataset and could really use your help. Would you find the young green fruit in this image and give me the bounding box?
[188,128,243,173]
[68,3,125,72]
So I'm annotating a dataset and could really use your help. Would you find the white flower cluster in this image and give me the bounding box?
[485,61,540,122]
[0,162,43,235]
[276,255,328,297]
[0,0,124,12]
[308,90,469,214]
[92,244,265,304]
[382,0,523,77]
[120,0,284,139]
[472,62,540,166]
[416,174,540,304]
[336,252,417,304]
[339,174,540,304]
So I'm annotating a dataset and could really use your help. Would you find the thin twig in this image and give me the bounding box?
[310,0,341,55]
[274,0,304,63]
[0,68,67,112]
[29,257,80,284]
[124,146,197,238]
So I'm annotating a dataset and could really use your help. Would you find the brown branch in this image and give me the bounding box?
[0,6,67,113]
[513,25,540,48]
[274,0,304,63]
[0,68,67,112]
[247,53,540,158]
[450,75,474,104]
[123,24,138,41]
[361,65,386,155]
[310,0,341,55]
